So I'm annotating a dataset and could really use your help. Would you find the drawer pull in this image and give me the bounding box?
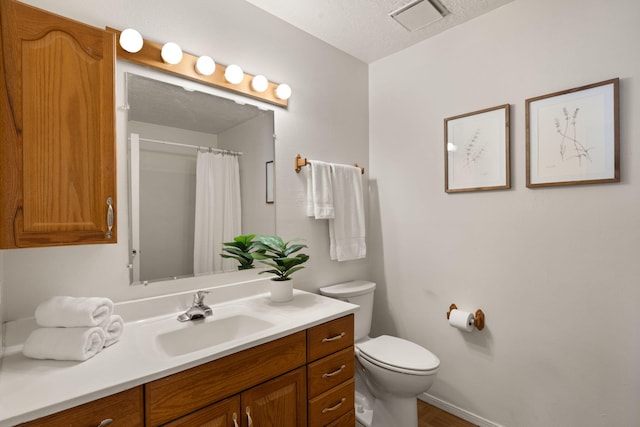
[322,364,347,378]
[97,420,113,427]
[322,397,347,413]
[232,412,239,427]
[246,406,253,427]
[322,332,346,343]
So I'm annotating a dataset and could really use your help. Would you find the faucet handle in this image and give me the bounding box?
[193,290,210,305]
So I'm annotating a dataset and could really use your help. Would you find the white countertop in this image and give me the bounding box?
[0,283,357,426]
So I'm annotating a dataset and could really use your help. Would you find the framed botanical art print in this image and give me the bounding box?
[444,104,510,193]
[526,78,619,188]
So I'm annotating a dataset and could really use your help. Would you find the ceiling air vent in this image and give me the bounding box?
[390,0,450,32]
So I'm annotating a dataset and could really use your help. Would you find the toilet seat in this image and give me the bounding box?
[356,335,440,376]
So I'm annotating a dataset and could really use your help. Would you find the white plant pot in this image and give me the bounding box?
[269,279,293,302]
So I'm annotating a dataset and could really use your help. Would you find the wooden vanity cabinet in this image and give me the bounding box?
[17,386,144,426]
[306,315,356,427]
[145,331,307,427]
[19,316,355,427]
[0,0,117,248]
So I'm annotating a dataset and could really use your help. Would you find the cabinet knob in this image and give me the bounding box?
[97,419,113,427]
[232,412,239,427]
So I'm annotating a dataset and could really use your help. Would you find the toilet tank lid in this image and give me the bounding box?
[320,280,376,297]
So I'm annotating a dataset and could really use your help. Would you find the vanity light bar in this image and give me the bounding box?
[106,27,289,108]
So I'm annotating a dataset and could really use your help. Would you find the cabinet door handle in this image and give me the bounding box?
[97,420,113,427]
[232,412,239,427]
[322,332,346,343]
[246,406,253,427]
[106,197,114,239]
[322,397,346,413]
[322,364,346,378]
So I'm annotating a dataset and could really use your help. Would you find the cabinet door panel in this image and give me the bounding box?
[241,367,306,427]
[0,0,116,248]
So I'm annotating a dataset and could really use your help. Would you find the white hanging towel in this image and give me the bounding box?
[305,160,334,219]
[329,164,366,261]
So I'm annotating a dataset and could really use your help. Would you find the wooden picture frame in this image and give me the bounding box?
[444,104,510,193]
[526,78,619,188]
[265,160,274,203]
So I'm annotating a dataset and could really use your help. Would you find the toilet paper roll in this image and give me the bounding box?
[449,309,474,332]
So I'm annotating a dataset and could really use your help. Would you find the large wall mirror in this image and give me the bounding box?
[127,73,275,285]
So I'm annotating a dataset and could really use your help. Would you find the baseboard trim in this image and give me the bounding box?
[419,393,504,427]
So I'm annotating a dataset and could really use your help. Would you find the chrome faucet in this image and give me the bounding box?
[177,291,213,322]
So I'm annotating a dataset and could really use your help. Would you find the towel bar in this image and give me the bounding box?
[295,154,364,174]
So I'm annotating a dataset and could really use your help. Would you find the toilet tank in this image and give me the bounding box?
[319,280,376,342]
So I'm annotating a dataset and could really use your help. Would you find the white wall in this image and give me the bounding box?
[2,0,369,321]
[369,0,640,426]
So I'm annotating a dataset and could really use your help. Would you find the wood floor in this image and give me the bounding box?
[418,400,478,427]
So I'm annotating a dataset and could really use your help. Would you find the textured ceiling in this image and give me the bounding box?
[245,0,514,63]
[127,74,262,135]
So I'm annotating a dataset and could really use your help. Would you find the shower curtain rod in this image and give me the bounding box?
[133,136,243,156]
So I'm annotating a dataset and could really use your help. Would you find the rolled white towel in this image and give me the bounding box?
[35,296,114,327]
[101,315,124,347]
[22,327,106,361]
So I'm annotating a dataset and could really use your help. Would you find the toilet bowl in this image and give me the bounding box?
[320,281,440,427]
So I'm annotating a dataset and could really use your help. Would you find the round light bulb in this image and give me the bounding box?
[195,56,216,76]
[161,42,183,65]
[119,28,143,53]
[224,64,244,84]
[275,83,292,100]
[251,75,269,93]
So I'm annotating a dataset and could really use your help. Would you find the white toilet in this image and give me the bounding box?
[320,280,440,427]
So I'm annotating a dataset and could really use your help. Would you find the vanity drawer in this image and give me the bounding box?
[18,386,143,426]
[308,378,355,427]
[307,346,354,398]
[325,409,356,427]
[307,314,354,362]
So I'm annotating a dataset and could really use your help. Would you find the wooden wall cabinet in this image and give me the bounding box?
[0,0,116,248]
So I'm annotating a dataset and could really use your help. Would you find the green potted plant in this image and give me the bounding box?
[251,235,310,302]
[220,234,259,270]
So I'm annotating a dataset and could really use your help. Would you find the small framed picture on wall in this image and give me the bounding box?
[526,78,620,188]
[444,104,511,193]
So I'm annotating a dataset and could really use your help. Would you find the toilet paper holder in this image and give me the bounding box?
[446,304,485,331]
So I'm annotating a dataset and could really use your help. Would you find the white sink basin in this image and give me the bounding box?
[152,307,282,357]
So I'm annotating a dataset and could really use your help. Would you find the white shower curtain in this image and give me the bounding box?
[193,151,241,274]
